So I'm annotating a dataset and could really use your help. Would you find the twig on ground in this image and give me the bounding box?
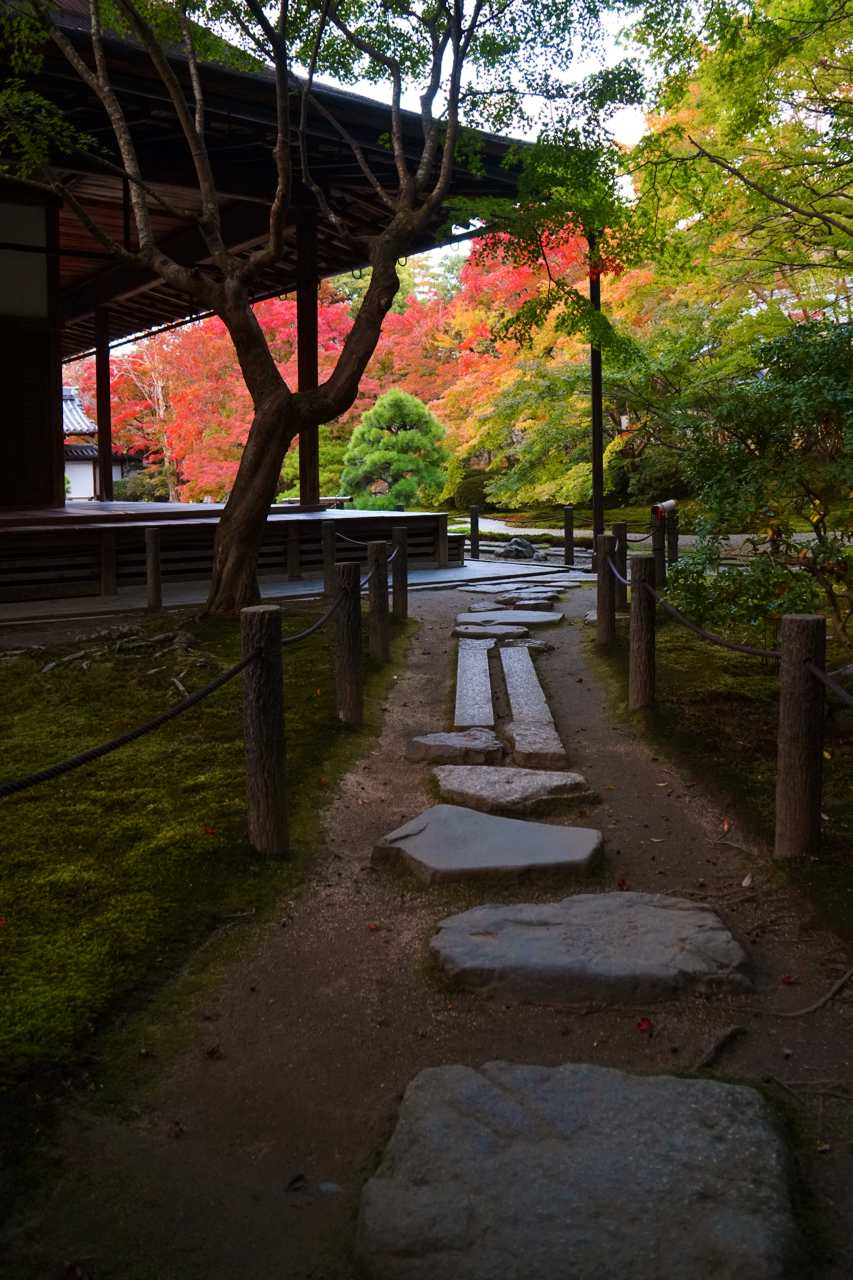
[752,969,853,1019]
[694,1025,746,1070]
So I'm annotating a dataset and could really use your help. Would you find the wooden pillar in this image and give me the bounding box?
[469,505,480,559]
[596,533,616,644]
[391,526,408,619]
[563,504,574,566]
[775,615,826,860]
[296,208,320,509]
[588,234,604,550]
[436,513,449,569]
[145,527,162,610]
[100,528,117,595]
[240,605,288,857]
[367,541,390,662]
[287,526,301,581]
[94,308,114,501]
[651,515,666,588]
[322,521,336,596]
[335,562,363,725]
[629,556,656,711]
[612,520,628,610]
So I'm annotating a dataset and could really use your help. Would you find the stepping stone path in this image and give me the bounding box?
[432,764,590,814]
[372,805,603,882]
[452,623,529,640]
[456,610,564,628]
[454,644,493,729]
[501,637,553,652]
[405,729,504,765]
[355,1062,803,1280]
[429,892,752,1002]
[500,645,568,768]
[467,598,555,613]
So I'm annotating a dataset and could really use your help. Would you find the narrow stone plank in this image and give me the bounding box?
[501,645,568,768]
[454,644,493,729]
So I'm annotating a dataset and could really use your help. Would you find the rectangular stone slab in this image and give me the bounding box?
[500,647,568,767]
[454,644,493,729]
[456,610,564,627]
[355,1062,803,1280]
[430,891,753,1003]
[372,804,603,883]
[433,764,588,813]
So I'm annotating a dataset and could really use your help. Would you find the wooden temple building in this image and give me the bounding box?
[0,3,518,603]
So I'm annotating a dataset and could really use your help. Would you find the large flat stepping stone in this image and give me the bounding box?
[500,645,568,768]
[430,892,752,1002]
[355,1062,803,1280]
[372,804,603,883]
[406,729,504,765]
[453,623,529,640]
[456,610,563,627]
[454,644,493,729]
[433,764,589,814]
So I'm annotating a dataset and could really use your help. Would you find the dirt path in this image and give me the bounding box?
[5,584,853,1278]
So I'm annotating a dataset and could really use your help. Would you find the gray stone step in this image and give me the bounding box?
[432,764,589,813]
[430,892,752,1002]
[372,804,603,883]
[500,645,568,768]
[456,609,564,627]
[453,623,529,640]
[355,1063,803,1280]
[406,729,504,765]
[454,644,493,729]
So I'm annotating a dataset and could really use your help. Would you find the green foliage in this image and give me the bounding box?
[453,472,495,511]
[276,424,350,500]
[627,447,689,504]
[330,261,416,316]
[113,469,172,502]
[341,389,449,506]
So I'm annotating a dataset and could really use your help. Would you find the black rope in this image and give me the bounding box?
[0,647,262,800]
[281,594,342,646]
[336,532,372,547]
[806,661,853,710]
[642,581,777,658]
[607,555,630,587]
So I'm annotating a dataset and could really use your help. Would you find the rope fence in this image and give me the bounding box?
[0,531,410,858]
[595,529,845,862]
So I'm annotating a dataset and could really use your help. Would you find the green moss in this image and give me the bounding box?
[587,615,853,946]
[0,605,416,1087]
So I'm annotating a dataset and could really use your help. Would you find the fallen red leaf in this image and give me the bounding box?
[617,878,628,890]
[576,678,583,683]
[782,974,797,985]
[319,777,329,784]
[637,1017,653,1033]
[203,827,216,835]
[368,923,380,931]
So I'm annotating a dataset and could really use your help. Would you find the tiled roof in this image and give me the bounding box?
[62,386,97,435]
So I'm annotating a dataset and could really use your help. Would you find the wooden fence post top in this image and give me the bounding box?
[631,554,656,580]
[240,604,282,618]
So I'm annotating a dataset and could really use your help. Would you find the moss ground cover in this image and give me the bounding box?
[0,605,412,1086]
[588,614,853,946]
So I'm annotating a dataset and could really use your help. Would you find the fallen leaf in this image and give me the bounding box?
[203,827,216,835]
[821,812,829,821]
[823,750,831,760]
[605,785,614,790]
[722,819,729,832]
[742,873,753,888]
[650,838,664,843]
[368,923,380,931]
[319,777,329,784]
[781,974,797,985]
[286,1173,307,1193]
[817,1141,831,1153]
[576,678,583,683]
[617,878,629,890]
[204,1043,222,1059]
[636,1017,653,1033]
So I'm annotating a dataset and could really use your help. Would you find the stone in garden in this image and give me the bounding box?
[494,536,536,560]
[405,729,504,766]
[501,638,554,653]
[453,623,530,640]
[533,550,555,561]
[372,804,603,883]
[432,764,590,814]
[456,610,563,628]
[584,610,597,625]
[355,1061,803,1280]
[454,644,493,729]
[457,637,495,651]
[489,597,555,611]
[429,892,752,1003]
[506,722,568,769]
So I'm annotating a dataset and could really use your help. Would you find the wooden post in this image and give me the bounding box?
[436,513,449,569]
[240,605,288,857]
[145,527,162,610]
[629,556,656,711]
[322,521,336,596]
[94,308,114,502]
[564,504,574,566]
[469,505,480,560]
[774,614,826,860]
[287,526,301,581]
[367,541,390,662]
[596,533,617,645]
[391,526,408,619]
[651,515,667,588]
[666,513,679,567]
[100,529,117,595]
[335,562,363,725]
[612,520,628,611]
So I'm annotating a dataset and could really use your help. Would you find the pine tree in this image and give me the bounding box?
[341,390,449,507]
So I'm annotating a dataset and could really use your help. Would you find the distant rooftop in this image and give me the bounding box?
[62,386,96,436]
